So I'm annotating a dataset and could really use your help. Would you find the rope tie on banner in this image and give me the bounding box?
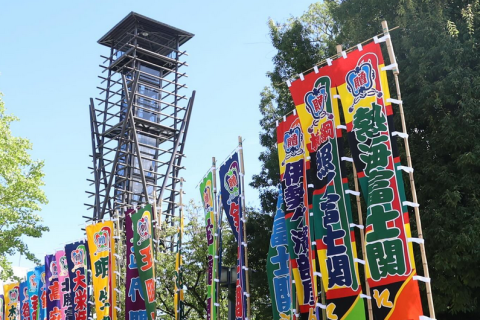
[357,43,364,51]
[403,201,420,208]
[373,34,390,43]
[242,266,249,271]
[408,237,425,245]
[387,98,403,105]
[354,258,366,265]
[360,294,372,300]
[397,166,414,173]
[308,184,314,188]
[341,51,347,59]
[337,124,347,130]
[299,73,305,81]
[114,271,121,276]
[420,316,437,320]
[88,301,95,305]
[115,307,121,312]
[243,292,250,297]
[311,241,316,246]
[113,236,121,240]
[292,280,295,284]
[333,94,341,99]
[413,275,431,283]
[326,58,333,66]
[314,65,319,73]
[310,212,314,216]
[392,131,409,139]
[382,63,398,71]
[316,303,327,310]
[345,189,360,196]
[286,80,292,87]
[114,288,121,294]
[313,272,322,277]
[341,156,353,162]
[214,278,220,283]
[242,242,247,247]
[349,223,364,230]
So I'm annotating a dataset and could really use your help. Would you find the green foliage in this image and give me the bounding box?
[0,93,48,280]
[251,2,337,214]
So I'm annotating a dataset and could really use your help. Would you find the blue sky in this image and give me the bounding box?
[0,0,314,270]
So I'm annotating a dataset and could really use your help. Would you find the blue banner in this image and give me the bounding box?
[267,186,292,320]
[65,241,90,320]
[32,266,46,320]
[19,282,29,320]
[45,255,61,320]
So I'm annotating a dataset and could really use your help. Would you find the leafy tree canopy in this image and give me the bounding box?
[0,93,49,280]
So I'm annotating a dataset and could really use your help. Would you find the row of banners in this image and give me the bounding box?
[200,150,249,320]
[1,205,156,320]
[267,41,426,320]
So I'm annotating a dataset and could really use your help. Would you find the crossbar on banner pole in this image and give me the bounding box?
[336,44,374,320]
[238,136,251,319]
[381,20,435,319]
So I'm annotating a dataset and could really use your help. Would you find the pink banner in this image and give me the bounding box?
[55,250,73,320]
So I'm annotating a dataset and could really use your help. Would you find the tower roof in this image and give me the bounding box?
[98,11,194,48]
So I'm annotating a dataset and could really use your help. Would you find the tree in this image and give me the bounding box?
[0,93,49,280]
[250,2,337,214]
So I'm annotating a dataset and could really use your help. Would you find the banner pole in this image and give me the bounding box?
[212,157,220,320]
[353,165,374,320]
[381,20,436,319]
[113,210,122,318]
[237,136,251,319]
[177,177,185,320]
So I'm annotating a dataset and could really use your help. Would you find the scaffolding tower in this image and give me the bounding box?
[86,12,195,233]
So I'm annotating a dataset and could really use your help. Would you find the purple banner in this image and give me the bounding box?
[64,241,89,320]
[45,255,61,320]
[56,250,73,320]
[125,209,147,320]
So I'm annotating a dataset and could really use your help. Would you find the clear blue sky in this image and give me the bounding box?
[0,0,315,269]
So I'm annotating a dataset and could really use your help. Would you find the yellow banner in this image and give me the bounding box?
[86,221,117,320]
[3,283,19,320]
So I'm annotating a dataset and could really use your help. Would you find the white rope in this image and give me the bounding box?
[397,166,414,173]
[403,201,420,208]
[316,303,327,309]
[392,131,409,139]
[326,58,332,66]
[314,66,319,74]
[373,34,390,43]
[341,156,353,162]
[345,189,360,196]
[408,237,425,245]
[349,223,364,230]
[360,294,371,300]
[286,80,291,87]
[387,98,403,105]
[299,73,305,81]
[354,258,366,265]
[413,275,431,283]
[382,63,398,71]
[357,43,363,51]
[337,124,347,130]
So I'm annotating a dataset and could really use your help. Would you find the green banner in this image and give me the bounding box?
[200,171,217,320]
[132,204,156,320]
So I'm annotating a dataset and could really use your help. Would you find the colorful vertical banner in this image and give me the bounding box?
[333,41,422,320]
[3,283,19,320]
[276,113,317,319]
[0,294,4,320]
[31,266,46,320]
[125,209,147,320]
[219,152,247,320]
[131,205,156,320]
[288,64,366,320]
[64,241,89,320]
[86,221,117,320]
[45,254,61,320]
[56,250,73,320]
[267,186,292,320]
[19,282,29,320]
[199,171,217,320]
[174,204,185,320]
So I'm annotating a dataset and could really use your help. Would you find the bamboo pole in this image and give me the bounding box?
[381,20,435,319]
[113,210,121,319]
[177,177,185,320]
[353,165,374,320]
[237,136,251,319]
[212,157,220,320]
[336,44,374,320]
